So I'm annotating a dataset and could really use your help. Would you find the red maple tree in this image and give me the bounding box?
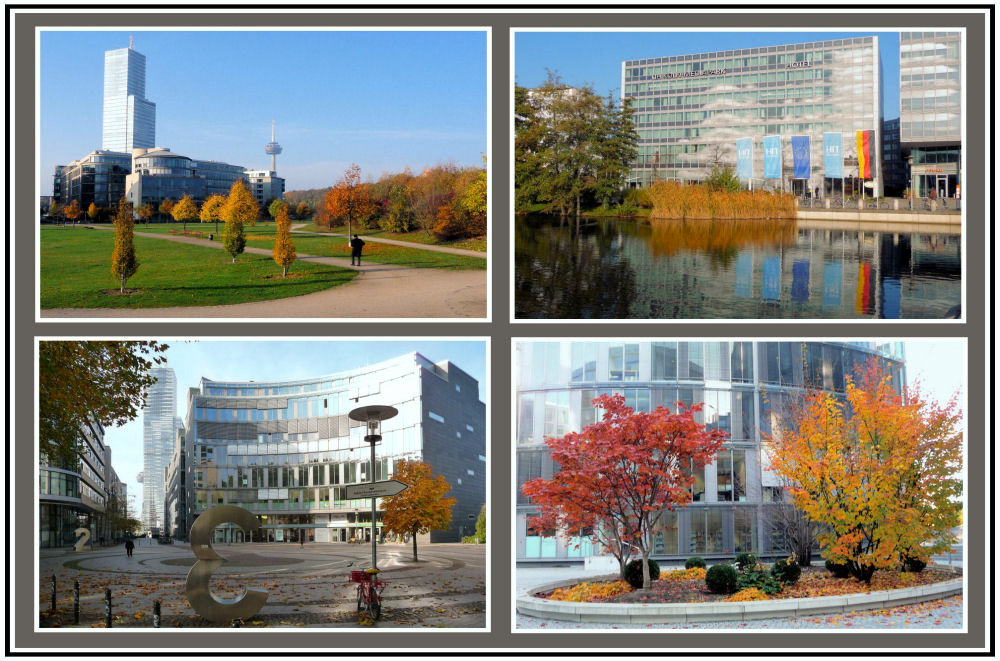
[522,393,727,589]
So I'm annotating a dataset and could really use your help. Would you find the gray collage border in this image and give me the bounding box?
[10,7,989,655]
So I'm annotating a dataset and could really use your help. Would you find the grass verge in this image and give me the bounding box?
[298,223,487,254]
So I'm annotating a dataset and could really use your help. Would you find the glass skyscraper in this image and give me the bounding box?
[142,367,179,534]
[102,43,156,152]
[514,340,904,562]
[623,36,883,196]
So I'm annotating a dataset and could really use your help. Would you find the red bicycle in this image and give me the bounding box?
[350,568,387,620]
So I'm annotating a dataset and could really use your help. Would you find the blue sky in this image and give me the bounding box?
[101,340,487,522]
[39,30,487,194]
[515,30,900,117]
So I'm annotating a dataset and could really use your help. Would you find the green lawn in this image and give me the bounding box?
[40,226,357,309]
[298,223,488,254]
[112,222,486,269]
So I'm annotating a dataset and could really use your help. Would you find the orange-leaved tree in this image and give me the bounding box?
[324,164,376,240]
[139,202,154,228]
[110,198,139,294]
[200,194,226,235]
[766,360,963,584]
[170,194,199,233]
[380,460,456,562]
[272,202,296,277]
[87,202,99,223]
[221,180,258,263]
[63,199,81,224]
[158,198,174,222]
[522,393,727,589]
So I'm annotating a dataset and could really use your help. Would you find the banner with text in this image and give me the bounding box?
[792,136,811,179]
[736,137,753,179]
[763,135,781,179]
[823,132,843,178]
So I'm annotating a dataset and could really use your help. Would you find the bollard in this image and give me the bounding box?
[51,574,57,611]
[153,600,161,628]
[73,580,80,624]
[104,588,112,628]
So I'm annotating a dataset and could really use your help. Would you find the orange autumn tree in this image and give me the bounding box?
[271,202,296,277]
[324,164,377,239]
[170,194,199,233]
[766,360,963,584]
[522,393,727,590]
[380,460,456,562]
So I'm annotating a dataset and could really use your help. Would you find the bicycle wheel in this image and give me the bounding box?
[356,586,364,615]
[365,590,381,620]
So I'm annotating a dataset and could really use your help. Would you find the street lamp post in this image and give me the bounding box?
[348,405,398,573]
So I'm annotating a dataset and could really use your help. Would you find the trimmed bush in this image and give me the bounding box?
[771,558,802,585]
[624,559,661,589]
[737,566,784,596]
[825,560,852,578]
[902,556,928,573]
[685,556,706,570]
[735,552,757,571]
[705,564,739,595]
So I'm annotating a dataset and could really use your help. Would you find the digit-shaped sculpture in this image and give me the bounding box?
[185,505,268,623]
[73,528,90,552]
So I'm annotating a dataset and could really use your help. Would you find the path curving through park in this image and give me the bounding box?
[41,226,487,319]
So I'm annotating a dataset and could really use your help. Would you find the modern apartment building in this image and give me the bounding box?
[165,353,486,544]
[102,41,156,152]
[244,169,287,207]
[124,148,250,209]
[142,368,181,535]
[39,419,108,548]
[622,36,883,196]
[514,340,905,563]
[899,31,962,198]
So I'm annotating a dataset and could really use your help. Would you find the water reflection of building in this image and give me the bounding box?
[515,341,905,563]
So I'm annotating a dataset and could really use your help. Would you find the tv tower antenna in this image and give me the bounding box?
[264,119,283,173]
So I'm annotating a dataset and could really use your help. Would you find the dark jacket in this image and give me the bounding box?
[350,237,365,254]
[125,539,135,551]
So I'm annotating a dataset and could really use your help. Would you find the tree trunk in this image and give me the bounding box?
[120,276,126,294]
[641,551,651,590]
[576,191,581,218]
[411,529,418,562]
[282,265,287,278]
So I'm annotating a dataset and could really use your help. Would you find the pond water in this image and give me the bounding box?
[514,215,961,320]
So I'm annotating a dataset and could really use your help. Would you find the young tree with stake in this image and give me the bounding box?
[110,198,139,294]
[272,202,296,277]
[380,460,456,562]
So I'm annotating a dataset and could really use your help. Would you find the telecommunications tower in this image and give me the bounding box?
[264,119,282,172]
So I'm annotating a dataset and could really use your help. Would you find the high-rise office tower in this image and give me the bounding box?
[102,36,156,152]
[141,367,179,534]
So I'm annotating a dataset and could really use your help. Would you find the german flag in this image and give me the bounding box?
[856,129,875,179]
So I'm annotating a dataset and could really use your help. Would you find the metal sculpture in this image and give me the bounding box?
[185,505,268,623]
[73,527,90,552]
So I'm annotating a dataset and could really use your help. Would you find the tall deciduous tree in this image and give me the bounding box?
[766,361,963,583]
[380,460,456,562]
[324,164,377,240]
[63,199,81,224]
[39,340,168,466]
[110,198,140,293]
[272,203,296,277]
[522,393,727,589]
[200,194,226,235]
[294,201,312,221]
[87,202,99,223]
[267,198,285,221]
[170,194,199,233]
[158,198,175,222]
[221,180,258,263]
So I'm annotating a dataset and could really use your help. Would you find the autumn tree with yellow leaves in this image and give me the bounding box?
[170,194,199,233]
[323,164,377,238]
[766,360,963,584]
[272,202,296,277]
[87,202,99,223]
[380,460,456,562]
[110,198,139,294]
[158,198,175,222]
[221,180,258,263]
[63,199,81,224]
[200,194,226,235]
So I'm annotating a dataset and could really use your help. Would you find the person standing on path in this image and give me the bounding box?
[350,234,365,266]
[125,538,135,558]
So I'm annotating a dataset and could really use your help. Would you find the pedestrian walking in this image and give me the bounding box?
[125,538,135,558]
[350,234,365,266]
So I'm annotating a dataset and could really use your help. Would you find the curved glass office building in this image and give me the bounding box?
[514,340,904,562]
[167,352,486,544]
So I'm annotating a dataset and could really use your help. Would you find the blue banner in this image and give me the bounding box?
[736,138,753,180]
[763,135,781,179]
[823,132,843,178]
[792,136,810,179]
[762,257,781,301]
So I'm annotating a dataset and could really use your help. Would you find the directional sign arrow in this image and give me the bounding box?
[344,479,409,499]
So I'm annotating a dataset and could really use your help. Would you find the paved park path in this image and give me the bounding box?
[42,226,486,319]
[290,224,487,259]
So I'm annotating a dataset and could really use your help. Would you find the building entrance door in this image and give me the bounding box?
[936,175,949,198]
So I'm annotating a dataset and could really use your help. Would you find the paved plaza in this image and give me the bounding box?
[39,541,486,628]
